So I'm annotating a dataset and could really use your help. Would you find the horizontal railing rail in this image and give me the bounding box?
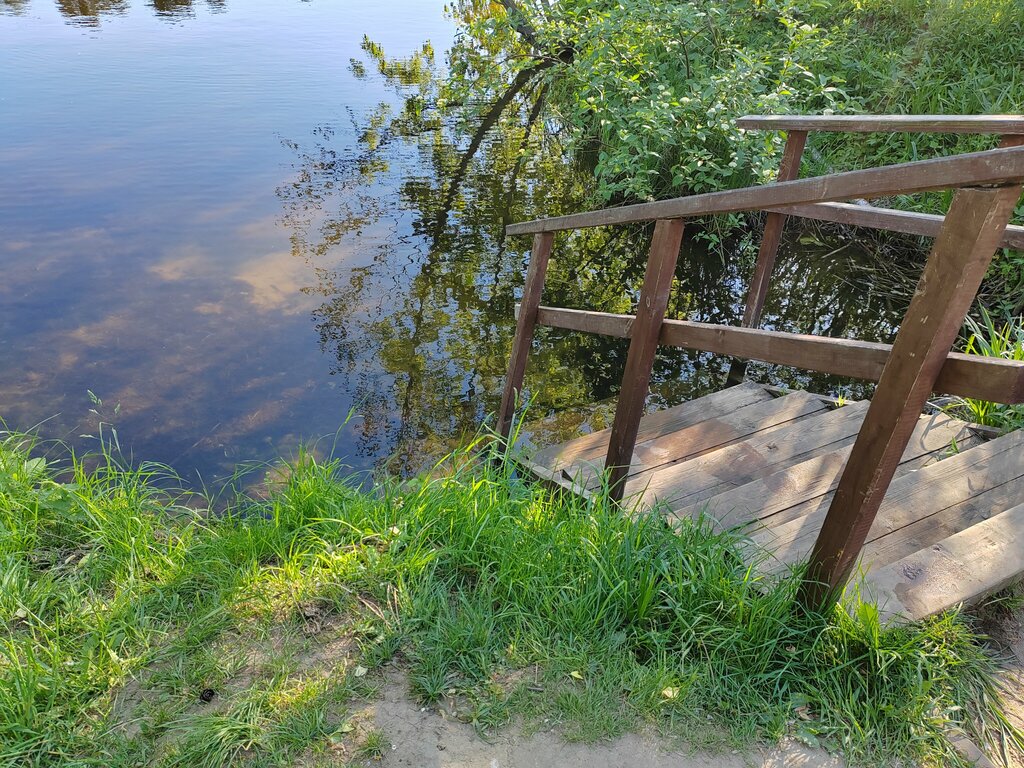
[518,304,1024,404]
[506,145,1024,235]
[736,114,1024,134]
[769,201,1024,250]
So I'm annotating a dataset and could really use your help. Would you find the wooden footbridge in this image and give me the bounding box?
[497,114,1024,620]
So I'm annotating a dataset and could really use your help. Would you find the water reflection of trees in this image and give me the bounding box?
[150,0,224,18]
[52,0,224,24]
[55,0,127,23]
[2,0,33,14]
[278,32,910,471]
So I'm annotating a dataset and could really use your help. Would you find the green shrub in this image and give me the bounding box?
[482,0,1024,213]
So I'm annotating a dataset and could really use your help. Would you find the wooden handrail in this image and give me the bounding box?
[499,112,1024,606]
[772,202,1024,250]
[506,145,1024,235]
[523,305,1024,404]
[737,114,1024,134]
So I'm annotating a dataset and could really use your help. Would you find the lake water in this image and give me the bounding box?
[0,0,909,484]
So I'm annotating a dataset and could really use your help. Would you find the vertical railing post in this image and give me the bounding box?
[498,232,555,440]
[727,130,808,385]
[604,218,686,502]
[798,183,1023,608]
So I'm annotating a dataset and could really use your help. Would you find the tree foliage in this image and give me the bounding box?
[451,0,1024,208]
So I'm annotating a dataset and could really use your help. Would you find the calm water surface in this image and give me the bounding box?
[0,0,908,483]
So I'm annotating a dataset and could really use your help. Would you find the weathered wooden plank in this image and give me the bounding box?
[759,384,839,405]
[604,220,685,502]
[742,130,807,328]
[531,305,1024,404]
[568,390,827,489]
[868,502,1024,622]
[949,733,1000,768]
[531,381,772,471]
[769,202,1024,251]
[864,474,1024,569]
[505,146,1024,234]
[759,429,1024,570]
[498,233,554,439]
[628,392,825,476]
[736,114,1024,134]
[800,184,1024,605]
[626,399,870,509]
[677,412,972,531]
[748,429,981,536]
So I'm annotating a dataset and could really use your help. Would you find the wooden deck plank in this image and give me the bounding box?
[867,502,1024,622]
[863,474,1024,569]
[756,429,1024,571]
[626,400,871,509]
[628,392,827,476]
[742,423,981,536]
[530,382,771,471]
[567,390,828,490]
[673,413,974,531]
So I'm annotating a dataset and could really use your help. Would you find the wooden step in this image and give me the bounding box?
[756,429,1024,574]
[530,381,771,473]
[521,380,1024,624]
[619,399,872,509]
[572,390,830,491]
[867,502,1024,622]
[864,473,1024,569]
[672,412,975,531]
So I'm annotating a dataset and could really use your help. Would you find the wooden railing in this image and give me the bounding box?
[498,114,1024,605]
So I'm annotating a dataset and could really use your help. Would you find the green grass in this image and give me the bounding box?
[1,429,1022,766]
[356,729,389,761]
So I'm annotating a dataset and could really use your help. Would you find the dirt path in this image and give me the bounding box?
[348,601,1024,768]
[348,674,845,768]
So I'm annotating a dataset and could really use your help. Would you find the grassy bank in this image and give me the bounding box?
[1,431,1021,766]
